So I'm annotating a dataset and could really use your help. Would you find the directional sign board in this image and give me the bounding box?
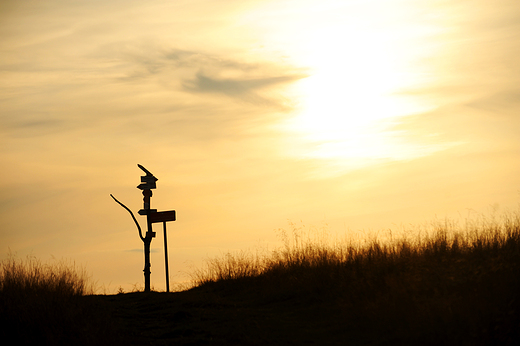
[148,210,176,223]
[137,164,158,190]
[138,208,157,215]
[141,176,158,184]
[137,175,158,190]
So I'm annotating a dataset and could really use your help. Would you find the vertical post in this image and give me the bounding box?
[144,236,151,292]
[163,221,170,293]
[143,189,154,293]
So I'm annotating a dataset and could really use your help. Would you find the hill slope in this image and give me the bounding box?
[92,222,520,345]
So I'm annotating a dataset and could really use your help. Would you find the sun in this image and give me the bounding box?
[286,23,435,164]
[246,1,439,171]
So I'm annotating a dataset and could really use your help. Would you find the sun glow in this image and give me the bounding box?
[291,27,437,166]
[287,31,433,162]
[247,1,442,170]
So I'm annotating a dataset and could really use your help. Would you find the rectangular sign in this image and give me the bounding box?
[137,182,156,190]
[148,210,176,223]
[138,209,157,215]
[141,176,158,183]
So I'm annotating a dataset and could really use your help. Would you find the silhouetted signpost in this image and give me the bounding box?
[111,164,176,293]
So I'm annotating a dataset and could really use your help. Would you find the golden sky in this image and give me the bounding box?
[1,0,519,292]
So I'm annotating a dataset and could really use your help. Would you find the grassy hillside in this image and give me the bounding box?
[188,212,520,345]
[1,211,519,345]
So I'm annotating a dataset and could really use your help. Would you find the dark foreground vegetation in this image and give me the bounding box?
[2,212,520,345]
[0,256,119,345]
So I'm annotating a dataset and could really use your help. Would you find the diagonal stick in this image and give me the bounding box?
[110,194,145,241]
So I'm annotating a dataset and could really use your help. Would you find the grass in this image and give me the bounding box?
[1,210,519,345]
[191,211,520,345]
[0,255,119,345]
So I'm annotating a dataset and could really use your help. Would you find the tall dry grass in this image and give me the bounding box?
[193,211,520,284]
[0,255,93,297]
[0,255,118,345]
[192,211,520,345]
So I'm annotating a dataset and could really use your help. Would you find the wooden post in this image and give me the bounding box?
[144,235,151,292]
[163,221,170,293]
[143,189,156,293]
[149,210,175,293]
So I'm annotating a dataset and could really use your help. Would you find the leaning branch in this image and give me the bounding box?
[110,194,145,241]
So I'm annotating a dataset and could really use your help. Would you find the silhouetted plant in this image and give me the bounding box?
[0,255,119,345]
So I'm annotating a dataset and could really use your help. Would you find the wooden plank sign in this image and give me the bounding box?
[148,210,176,223]
[141,176,158,183]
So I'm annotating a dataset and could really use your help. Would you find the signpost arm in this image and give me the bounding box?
[163,221,170,293]
[138,164,154,176]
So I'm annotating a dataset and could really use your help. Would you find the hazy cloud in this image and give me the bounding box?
[183,72,305,101]
[466,91,520,114]
[9,118,64,132]
[107,43,307,108]
[116,45,306,91]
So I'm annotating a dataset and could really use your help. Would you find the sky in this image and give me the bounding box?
[1,0,519,293]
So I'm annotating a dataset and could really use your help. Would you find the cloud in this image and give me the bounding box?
[111,43,306,102]
[0,109,70,138]
[182,72,305,102]
[113,45,256,81]
[466,91,520,115]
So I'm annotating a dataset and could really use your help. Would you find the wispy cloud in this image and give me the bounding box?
[466,91,520,115]
[112,44,307,105]
[183,72,305,103]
